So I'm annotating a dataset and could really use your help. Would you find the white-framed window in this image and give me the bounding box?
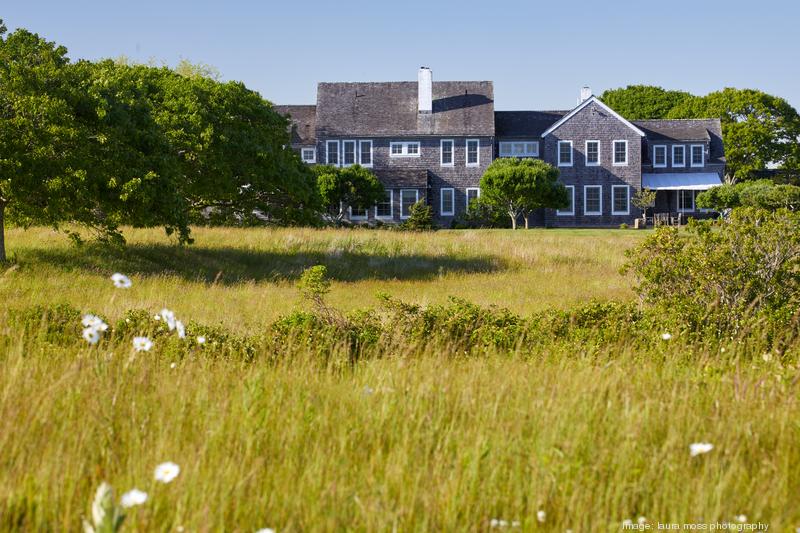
[349,205,368,220]
[653,145,667,168]
[613,140,628,166]
[359,140,373,167]
[584,185,602,215]
[301,148,316,163]
[440,187,455,216]
[326,140,339,166]
[342,140,356,166]
[558,140,573,167]
[585,140,600,166]
[375,189,393,219]
[466,139,480,166]
[440,139,454,166]
[499,141,539,157]
[691,144,704,167]
[678,190,695,212]
[557,185,575,216]
[612,185,630,215]
[466,187,481,208]
[672,145,685,168]
[390,141,421,157]
[400,189,419,218]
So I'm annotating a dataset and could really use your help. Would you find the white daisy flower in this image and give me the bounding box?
[160,308,177,331]
[120,488,147,508]
[132,336,153,352]
[689,442,714,457]
[536,510,546,523]
[196,336,206,345]
[661,332,672,341]
[111,273,132,289]
[170,362,177,369]
[638,517,647,525]
[175,320,185,339]
[154,461,180,483]
[83,327,101,345]
[82,314,108,331]
[735,515,747,523]
[489,519,508,528]
[255,529,276,533]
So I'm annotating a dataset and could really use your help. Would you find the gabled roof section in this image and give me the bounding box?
[495,110,567,138]
[636,118,725,165]
[273,105,317,145]
[540,96,646,138]
[315,81,494,137]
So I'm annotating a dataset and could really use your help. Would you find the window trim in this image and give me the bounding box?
[677,190,695,213]
[375,189,393,219]
[612,185,630,215]
[440,139,454,167]
[583,185,603,216]
[301,147,316,164]
[440,187,455,216]
[466,139,480,167]
[585,140,600,166]
[358,140,373,167]
[399,189,419,219]
[557,185,575,216]
[690,144,705,167]
[466,187,481,207]
[348,205,368,221]
[326,140,340,166]
[499,140,539,158]
[342,140,357,167]
[390,141,421,158]
[653,145,667,168]
[558,140,573,167]
[612,140,628,166]
[672,145,685,168]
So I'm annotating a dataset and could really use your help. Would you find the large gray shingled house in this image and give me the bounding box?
[275,68,725,227]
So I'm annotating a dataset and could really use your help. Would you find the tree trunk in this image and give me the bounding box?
[510,214,517,230]
[0,201,6,263]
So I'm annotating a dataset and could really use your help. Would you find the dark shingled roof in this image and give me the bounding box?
[495,110,567,138]
[635,119,725,164]
[315,81,494,137]
[372,169,429,188]
[273,104,316,145]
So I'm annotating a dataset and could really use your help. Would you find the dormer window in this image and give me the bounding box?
[653,145,667,168]
[691,145,705,167]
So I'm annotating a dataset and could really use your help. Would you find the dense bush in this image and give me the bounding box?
[697,180,800,211]
[400,200,436,231]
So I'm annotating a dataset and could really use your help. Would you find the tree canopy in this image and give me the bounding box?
[600,85,693,120]
[0,19,317,261]
[479,158,568,229]
[314,165,384,223]
[697,180,800,211]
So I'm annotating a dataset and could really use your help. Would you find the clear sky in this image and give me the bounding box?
[4,0,799,111]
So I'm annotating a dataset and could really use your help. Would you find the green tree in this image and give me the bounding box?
[479,158,568,229]
[697,180,800,211]
[314,165,384,223]
[600,85,693,119]
[667,88,800,181]
[632,188,657,220]
[401,200,435,231]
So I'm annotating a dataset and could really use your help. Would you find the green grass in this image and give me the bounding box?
[2,226,798,531]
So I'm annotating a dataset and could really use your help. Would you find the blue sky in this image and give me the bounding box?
[4,0,799,111]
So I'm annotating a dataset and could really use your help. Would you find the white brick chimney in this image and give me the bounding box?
[418,67,432,114]
[579,86,592,104]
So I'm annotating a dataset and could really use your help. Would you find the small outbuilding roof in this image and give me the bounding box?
[642,172,722,190]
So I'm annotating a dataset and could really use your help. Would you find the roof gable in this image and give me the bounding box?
[540,96,645,138]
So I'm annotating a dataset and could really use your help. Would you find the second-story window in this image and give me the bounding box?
[301,148,316,164]
[441,140,454,166]
[326,141,339,166]
[653,145,667,168]
[466,139,480,166]
[558,141,573,167]
[691,145,704,167]
[499,141,538,157]
[613,140,628,166]
[390,141,421,157]
[585,141,599,166]
[672,145,685,167]
[359,140,372,166]
[342,140,356,166]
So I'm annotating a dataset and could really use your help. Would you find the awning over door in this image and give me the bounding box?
[642,173,722,191]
